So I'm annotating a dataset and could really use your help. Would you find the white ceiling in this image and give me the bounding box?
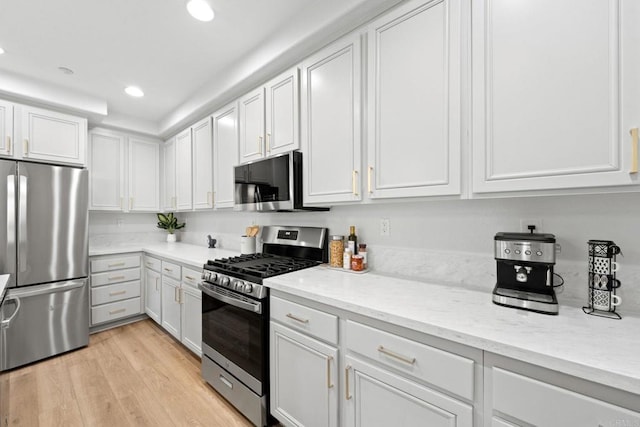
[0,0,400,137]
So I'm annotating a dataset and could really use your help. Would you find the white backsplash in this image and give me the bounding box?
[88,191,640,316]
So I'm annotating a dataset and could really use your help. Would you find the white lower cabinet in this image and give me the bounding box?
[270,322,339,427]
[161,276,181,340]
[344,355,472,427]
[180,268,202,356]
[144,263,162,324]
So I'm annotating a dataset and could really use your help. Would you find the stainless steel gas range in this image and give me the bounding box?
[199,226,328,426]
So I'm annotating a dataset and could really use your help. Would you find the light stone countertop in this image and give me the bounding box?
[89,242,240,269]
[265,265,640,396]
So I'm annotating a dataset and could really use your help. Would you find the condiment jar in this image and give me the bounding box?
[358,243,367,269]
[351,255,364,271]
[329,235,344,268]
[343,249,352,270]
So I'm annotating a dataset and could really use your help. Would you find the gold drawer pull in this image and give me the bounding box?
[109,290,127,296]
[345,365,352,400]
[377,345,416,365]
[631,128,638,174]
[164,268,173,272]
[352,170,359,196]
[108,276,125,281]
[285,313,309,324]
[108,262,125,268]
[109,308,126,315]
[185,276,195,280]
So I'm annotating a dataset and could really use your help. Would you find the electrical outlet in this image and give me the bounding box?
[380,218,390,236]
[116,218,124,227]
[520,218,543,233]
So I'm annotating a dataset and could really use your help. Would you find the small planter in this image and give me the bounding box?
[167,233,177,243]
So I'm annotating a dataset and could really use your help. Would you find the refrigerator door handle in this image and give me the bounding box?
[1,296,21,329]
[18,174,27,273]
[6,173,16,280]
[9,280,86,298]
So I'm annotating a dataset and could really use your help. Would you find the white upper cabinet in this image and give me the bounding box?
[472,0,640,193]
[88,129,125,210]
[213,102,239,209]
[175,128,193,210]
[265,68,299,156]
[128,138,160,212]
[238,67,300,164]
[301,32,362,205]
[19,105,87,166]
[162,137,177,211]
[367,0,461,199]
[88,129,160,212]
[0,100,14,157]
[239,87,265,163]
[191,117,213,210]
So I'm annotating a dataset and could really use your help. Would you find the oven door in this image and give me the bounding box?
[200,282,267,395]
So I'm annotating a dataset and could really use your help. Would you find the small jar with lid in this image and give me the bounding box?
[329,235,344,268]
[351,255,364,271]
[358,243,367,269]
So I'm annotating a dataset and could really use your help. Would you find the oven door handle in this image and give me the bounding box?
[199,284,262,314]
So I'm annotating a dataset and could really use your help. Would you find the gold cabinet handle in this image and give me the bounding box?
[185,275,195,280]
[23,139,28,156]
[266,133,271,153]
[368,166,373,194]
[146,262,153,267]
[164,268,173,272]
[108,262,126,268]
[326,356,334,389]
[174,286,179,302]
[155,277,159,291]
[109,290,127,296]
[172,196,177,209]
[109,308,126,315]
[631,128,638,174]
[285,313,309,324]
[207,191,212,207]
[352,170,359,196]
[108,276,125,281]
[345,365,352,400]
[258,136,263,155]
[377,345,416,365]
[6,136,11,155]
[129,198,133,210]
[120,197,123,210]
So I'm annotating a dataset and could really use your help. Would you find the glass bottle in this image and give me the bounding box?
[347,226,358,254]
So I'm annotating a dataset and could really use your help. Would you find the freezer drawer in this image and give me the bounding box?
[1,279,89,370]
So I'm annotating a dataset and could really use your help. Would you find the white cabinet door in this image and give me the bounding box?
[367,0,461,199]
[213,102,239,209]
[144,268,161,324]
[239,87,265,163]
[128,138,160,212]
[301,32,362,205]
[344,355,473,427]
[191,117,213,210]
[270,322,339,427]
[161,277,181,339]
[472,0,640,193]
[88,130,125,211]
[0,100,14,157]
[181,285,202,356]
[19,105,87,166]
[175,128,193,210]
[163,138,177,211]
[265,67,299,156]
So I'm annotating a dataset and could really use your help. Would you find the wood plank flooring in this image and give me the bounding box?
[8,319,253,427]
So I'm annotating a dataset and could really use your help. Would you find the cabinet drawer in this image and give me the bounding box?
[182,267,201,289]
[271,296,338,345]
[91,297,141,325]
[91,280,141,306]
[345,320,474,400]
[91,268,141,287]
[492,368,640,426]
[143,255,161,272]
[91,255,140,273]
[161,260,181,281]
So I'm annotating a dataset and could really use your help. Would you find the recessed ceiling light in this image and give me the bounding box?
[58,66,74,75]
[0,47,5,55]
[125,86,144,97]
[186,0,214,22]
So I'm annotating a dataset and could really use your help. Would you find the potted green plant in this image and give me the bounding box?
[156,212,186,242]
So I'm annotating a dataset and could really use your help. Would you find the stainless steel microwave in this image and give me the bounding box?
[233,151,328,212]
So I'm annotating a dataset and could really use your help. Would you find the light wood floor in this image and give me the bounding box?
[8,319,253,427]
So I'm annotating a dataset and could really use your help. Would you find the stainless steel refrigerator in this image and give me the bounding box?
[0,160,89,370]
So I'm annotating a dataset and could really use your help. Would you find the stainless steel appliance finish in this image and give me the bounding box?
[200,225,328,427]
[0,159,89,369]
[0,280,10,427]
[492,231,558,315]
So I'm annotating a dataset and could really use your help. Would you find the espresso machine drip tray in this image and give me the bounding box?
[492,284,559,315]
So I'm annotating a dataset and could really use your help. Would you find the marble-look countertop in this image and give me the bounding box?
[89,242,240,269]
[265,265,640,396]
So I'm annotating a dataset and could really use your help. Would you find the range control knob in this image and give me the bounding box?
[536,251,543,256]
[515,249,521,255]
[243,283,253,293]
[234,281,245,291]
[525,250,531,256]
[504,249,511,254]
[220,276,230,287]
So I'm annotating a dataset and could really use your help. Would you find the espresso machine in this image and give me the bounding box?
[492,229,558,314]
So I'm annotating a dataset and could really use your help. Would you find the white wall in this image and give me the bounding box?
[89,191,640,314]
